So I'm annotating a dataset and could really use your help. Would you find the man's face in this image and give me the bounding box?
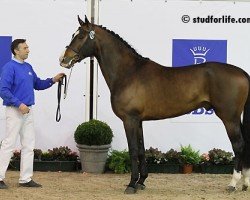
[15,42,30,61]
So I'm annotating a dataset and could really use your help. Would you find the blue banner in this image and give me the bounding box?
[172,39,227,116]
[172,39,227,67]
[0,36,12,74]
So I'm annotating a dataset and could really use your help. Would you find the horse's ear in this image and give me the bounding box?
[78,15,85,26]
[85,15,90,24]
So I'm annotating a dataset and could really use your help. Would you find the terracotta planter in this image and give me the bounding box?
[183,164,193,174]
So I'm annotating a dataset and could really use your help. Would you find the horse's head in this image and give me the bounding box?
[60,15,96,68]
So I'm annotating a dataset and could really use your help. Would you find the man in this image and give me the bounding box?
[0,39,65,189]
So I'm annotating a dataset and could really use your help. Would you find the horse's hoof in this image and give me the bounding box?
[242,185,248,191]
[227,186,236,193]
[135,183,146,190]
[124,186,137,194]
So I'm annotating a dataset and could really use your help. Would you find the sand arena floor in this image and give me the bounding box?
[1,171,250,200]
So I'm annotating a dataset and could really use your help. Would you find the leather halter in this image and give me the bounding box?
[65,27,95,62]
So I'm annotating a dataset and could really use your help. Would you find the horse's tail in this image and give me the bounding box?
[242,71,250,167]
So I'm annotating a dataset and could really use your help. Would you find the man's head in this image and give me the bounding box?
[11,39,29,61]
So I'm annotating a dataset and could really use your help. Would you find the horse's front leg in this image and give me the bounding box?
[136,121,148,190]
[123,117,140,194]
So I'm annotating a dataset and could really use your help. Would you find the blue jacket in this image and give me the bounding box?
[0,59,54,107]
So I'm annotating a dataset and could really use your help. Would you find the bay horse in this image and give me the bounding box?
[59,16,250,194]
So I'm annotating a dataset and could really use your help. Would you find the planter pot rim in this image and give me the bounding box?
[76,144,111,150]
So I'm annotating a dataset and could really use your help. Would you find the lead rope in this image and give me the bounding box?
[56,67,73,122]
[64,67,73,99]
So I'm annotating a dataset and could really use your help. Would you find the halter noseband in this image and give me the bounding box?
[66,45,80,55]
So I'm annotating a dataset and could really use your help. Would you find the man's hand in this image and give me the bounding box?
[19,103,30,114]
[52,73,65,83]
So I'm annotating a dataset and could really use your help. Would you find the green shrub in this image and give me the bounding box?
[41,152,54,161]
[180,144,201,165]
[107,150,131,174]
[74,119,113,145]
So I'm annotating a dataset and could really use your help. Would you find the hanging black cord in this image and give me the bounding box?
[56,75,67,122]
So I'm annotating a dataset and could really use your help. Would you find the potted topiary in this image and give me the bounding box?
[74,119,113,173]
[180,144,201,174]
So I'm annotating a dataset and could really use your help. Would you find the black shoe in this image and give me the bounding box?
[0,181,8,189]
[19,180,42,188]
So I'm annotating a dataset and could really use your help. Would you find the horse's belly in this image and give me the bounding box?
[142,97,207,120]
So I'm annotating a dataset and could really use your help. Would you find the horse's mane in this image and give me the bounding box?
[98,25,149,60]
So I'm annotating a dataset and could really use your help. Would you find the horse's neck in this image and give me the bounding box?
[94,32,139,91]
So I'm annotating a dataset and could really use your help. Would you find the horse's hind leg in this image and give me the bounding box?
[222,119,244,192]
[135,121,148,190]
[241,143,250,191]
[242,168,250,191]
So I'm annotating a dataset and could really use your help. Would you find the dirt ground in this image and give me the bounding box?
[1,171,250,200]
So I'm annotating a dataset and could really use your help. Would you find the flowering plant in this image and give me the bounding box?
[41,146,78,161]
[200,153,210,164]
[11,150,21,161]
[11,146,78,161]
[164,149,181,164]
[145,147,181,164]
[145,147,165,164]
[206,148,234,165]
